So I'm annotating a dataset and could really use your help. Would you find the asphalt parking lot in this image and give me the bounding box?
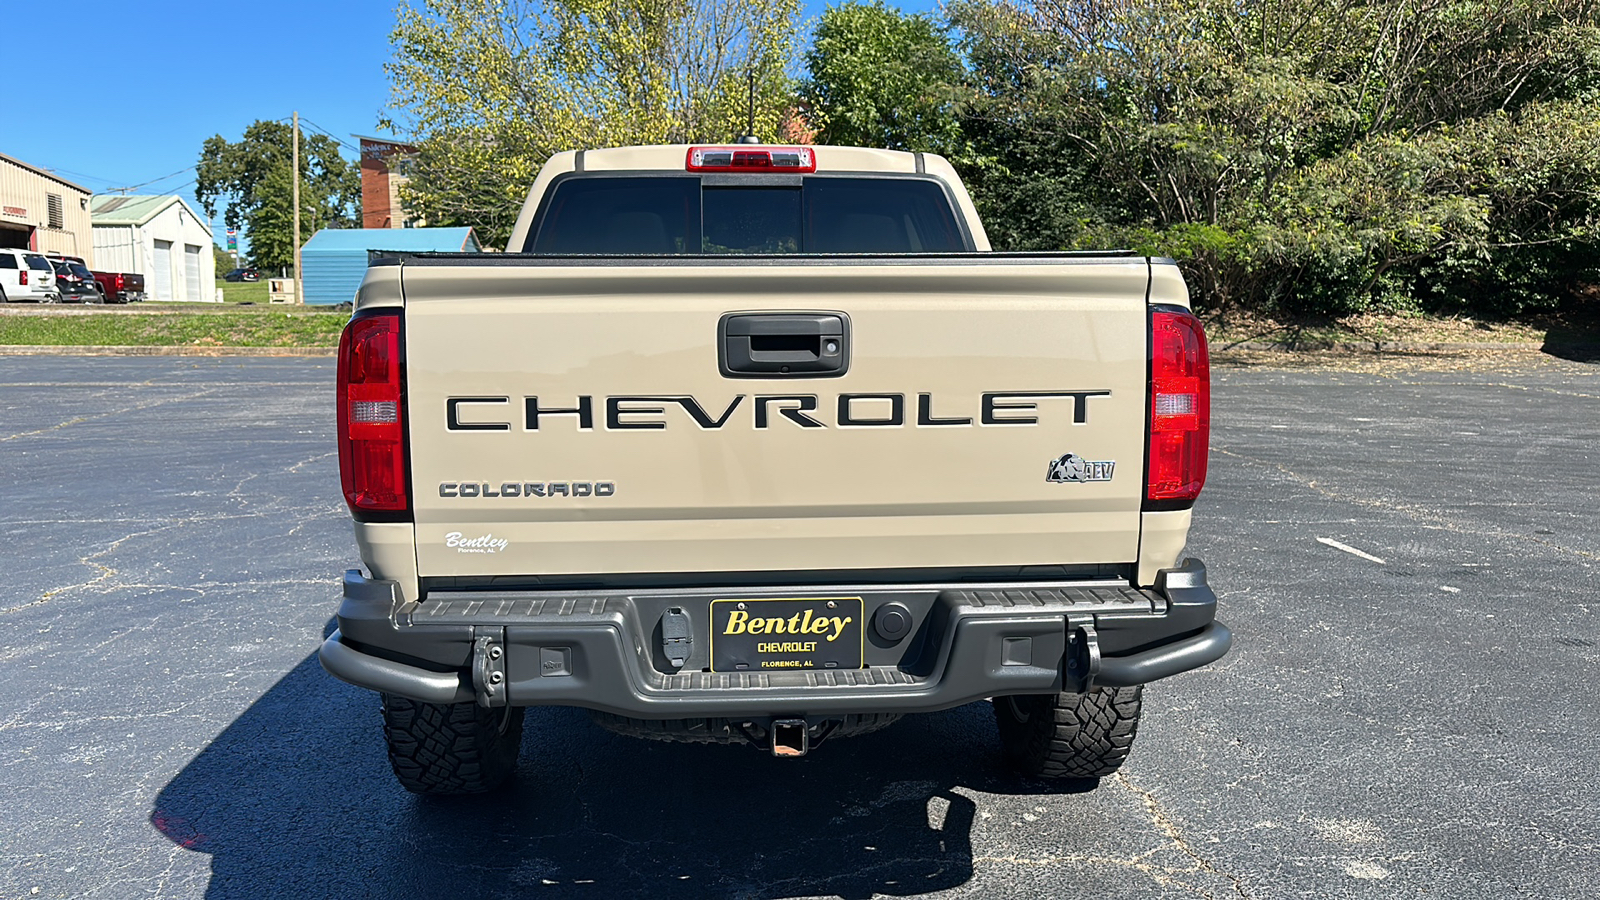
[2,352,1597,900]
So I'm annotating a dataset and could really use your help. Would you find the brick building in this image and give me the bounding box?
[356,135,419,229]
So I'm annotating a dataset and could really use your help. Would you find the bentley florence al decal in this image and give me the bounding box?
[446,532,510,554]
[1046,453,1115,483]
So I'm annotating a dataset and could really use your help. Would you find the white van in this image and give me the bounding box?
[0,248,61,302]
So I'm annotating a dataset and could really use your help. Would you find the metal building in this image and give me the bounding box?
[91,195,216,302]
[0,152,94,264]
[299,227,479,305]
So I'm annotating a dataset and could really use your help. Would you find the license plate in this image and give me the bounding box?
[709,597,864,673]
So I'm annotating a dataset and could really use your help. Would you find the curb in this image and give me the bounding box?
[0,345,336,357]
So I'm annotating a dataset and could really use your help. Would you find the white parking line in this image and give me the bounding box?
[1316,537,1387,564]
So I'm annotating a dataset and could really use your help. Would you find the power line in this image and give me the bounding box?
[298,117,363,155]
[107,166,196,194]
[24,160,148,189]
[48,167,122,187]
[297,116,348,142]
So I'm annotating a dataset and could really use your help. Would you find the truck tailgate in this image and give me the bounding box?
[399,257,1151,579]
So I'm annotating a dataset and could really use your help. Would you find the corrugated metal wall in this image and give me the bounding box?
[0,156,94,266]
[302,228,477,305]
[301,247,373,305]
[93,226,139,272]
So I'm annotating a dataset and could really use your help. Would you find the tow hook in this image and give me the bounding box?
[471,632,508,708]
[771,719,809,757]
[1065,618,1101,693]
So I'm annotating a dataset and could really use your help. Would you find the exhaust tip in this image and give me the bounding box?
[771,719,809,758]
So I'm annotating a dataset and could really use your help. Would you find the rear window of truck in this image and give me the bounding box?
[526,176,968,254]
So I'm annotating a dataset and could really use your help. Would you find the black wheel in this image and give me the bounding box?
[0,284,7,303]
[994,685,1143,779]
[380,694,524,795]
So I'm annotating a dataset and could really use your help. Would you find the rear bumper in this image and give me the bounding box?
[319,559,1230,717]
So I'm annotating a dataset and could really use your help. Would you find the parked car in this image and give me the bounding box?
[42,252,143,304]
[0,248,61,302]
[50,260,103,303]
[45,255,101,300]
[223,268,260,282]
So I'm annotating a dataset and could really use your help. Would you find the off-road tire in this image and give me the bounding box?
[993,686,1143,779]
[380,694,524,794]
[590,710,902,745]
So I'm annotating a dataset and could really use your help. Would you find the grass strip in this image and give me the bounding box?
[0,311,346,348]
[216,281,271,304]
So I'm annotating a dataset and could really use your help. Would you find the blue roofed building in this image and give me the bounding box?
[300,227,480,305]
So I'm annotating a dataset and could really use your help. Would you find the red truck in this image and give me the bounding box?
[93,270,146,304]
[45,254,146,304]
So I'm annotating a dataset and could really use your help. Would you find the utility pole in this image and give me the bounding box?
[292,110,303,305]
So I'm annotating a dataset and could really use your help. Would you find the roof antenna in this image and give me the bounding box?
[736,69,761,144]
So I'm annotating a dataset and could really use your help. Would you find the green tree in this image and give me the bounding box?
[196,120,360,272]
[948,0,1600,315]
[212,243,235,276]
[386,0,802,248]
[802,2,965,154]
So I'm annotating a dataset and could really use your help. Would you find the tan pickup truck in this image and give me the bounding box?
[319,143,1230,794]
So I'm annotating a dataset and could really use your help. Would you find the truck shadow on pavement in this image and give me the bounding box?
[151,641,1089,900]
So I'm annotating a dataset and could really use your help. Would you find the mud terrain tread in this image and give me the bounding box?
[994,686,1142,779]
[381,694,524,794]
[589,711,902,744]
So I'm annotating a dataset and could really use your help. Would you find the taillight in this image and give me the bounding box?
[18,270,26,286]
[113,274,125,290]
[1145,305,1210,508]
[337,311,409,517]
[686,146,816,172]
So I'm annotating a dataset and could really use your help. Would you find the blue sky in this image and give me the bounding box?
[4,0,936,258]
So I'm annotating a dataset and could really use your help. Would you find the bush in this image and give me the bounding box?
[933,0,1600,317]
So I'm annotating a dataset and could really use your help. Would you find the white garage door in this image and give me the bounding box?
[152,240,173,301]
[184,244,202,302]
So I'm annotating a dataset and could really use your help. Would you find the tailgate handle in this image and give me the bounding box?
[719,312,849,377]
